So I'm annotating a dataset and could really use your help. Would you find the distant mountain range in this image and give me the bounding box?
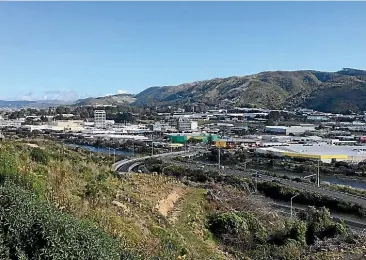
[76,68,366,114]
[0,100,70,109]
[2,68,366,113]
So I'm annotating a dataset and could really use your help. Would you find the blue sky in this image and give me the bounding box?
[0,2,365,101]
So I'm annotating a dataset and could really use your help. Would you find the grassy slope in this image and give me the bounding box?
[1,140,227,259]
[2,139,366,259]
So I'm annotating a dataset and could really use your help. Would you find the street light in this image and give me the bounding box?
[218,148,221,170]
[151,134,154,156]
[255,171,258,193]
[290,194,299,220]
[317,159,320,187]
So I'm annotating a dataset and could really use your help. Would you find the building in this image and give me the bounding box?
[215,138,260,149]
[255,144,366,163]
[265,125,316,136]
[94,110,106,129]
[168,133,219,144]
[177,118,198,132]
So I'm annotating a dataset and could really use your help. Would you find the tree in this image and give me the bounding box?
[206,134,214,147]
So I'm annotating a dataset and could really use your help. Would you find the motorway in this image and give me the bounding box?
[114,149,366,206]
[159,156,366,207]
[113,149,366,230]
[112,150,197,172]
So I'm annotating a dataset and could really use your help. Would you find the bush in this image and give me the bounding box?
[30,148,50,165]
[299,206,347,244]
[0,183,137,260]
[207,212,248,236]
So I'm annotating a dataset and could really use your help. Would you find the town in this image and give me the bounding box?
[1,104,366,162]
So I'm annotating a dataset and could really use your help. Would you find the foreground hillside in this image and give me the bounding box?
[1,140,366,259]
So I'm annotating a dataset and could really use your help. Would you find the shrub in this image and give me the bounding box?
[30,148,50,165]
[0,183,137,260]
[207,212,248,236]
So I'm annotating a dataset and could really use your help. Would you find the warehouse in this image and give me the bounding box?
[256,144,366,163]
[167,133,219,144]
[265,125,316,135]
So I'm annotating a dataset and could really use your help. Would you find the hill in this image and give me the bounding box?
[72,68,366,113]
[76,94,136,106]
[134,68,366,113]
[1,140,366,259]
[0,100,70,109]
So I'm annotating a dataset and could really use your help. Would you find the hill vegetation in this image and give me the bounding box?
[75,68,366,114]
[1,140,366,259]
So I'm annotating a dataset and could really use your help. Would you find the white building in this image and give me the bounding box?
[177,118,198,132]
[265,125,316,135]
[94,110,106,129]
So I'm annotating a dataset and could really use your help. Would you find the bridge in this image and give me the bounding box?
[112,150,197,173]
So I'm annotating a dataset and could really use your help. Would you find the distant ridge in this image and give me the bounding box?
[9,68,364,113]
[0,100,70,109]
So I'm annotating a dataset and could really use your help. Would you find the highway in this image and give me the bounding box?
[113,149,366,207]
[112,150,198,173]
[159,156,366,207]
[113,150,366,230]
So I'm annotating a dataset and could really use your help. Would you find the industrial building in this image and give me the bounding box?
[265,125,316,135]
[176,118,198,132]
[167,133,219,144]
[256,144,366,163]
[215,138,260,149]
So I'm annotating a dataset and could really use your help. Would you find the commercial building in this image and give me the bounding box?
[265,125,316,135]
[168,133,219,144]
[177,118,198,132]
[256,144,366,163]
[94,110,106,129]
[215,138,260,149]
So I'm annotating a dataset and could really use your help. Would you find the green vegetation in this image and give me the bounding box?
[30,147,50,165]
[1,140,366,259]
[147,160,366,217]
[134,68,366,113]
[0,183,133,260]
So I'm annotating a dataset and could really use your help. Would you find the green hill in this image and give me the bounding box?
[134,68,366,113]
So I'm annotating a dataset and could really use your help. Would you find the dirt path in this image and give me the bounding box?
[156,187,184,217]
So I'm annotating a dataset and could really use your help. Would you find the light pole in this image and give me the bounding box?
[151,134,154,156]
[133,142,135,157]
[255,171,258,193]
[218,148,221,170]
[317,158,320,187]
[290,194,299,220]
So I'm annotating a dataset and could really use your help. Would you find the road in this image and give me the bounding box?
[112,150,198,172]
[160,157,366,207]
[114,149,366,207]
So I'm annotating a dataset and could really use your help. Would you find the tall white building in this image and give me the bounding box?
[94,110,106,129]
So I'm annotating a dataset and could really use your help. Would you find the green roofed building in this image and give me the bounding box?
[168,133,219,144]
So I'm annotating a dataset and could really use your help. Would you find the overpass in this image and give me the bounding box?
[112,151,197,173]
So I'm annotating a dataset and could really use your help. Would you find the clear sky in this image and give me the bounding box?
[0,2,365,101]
